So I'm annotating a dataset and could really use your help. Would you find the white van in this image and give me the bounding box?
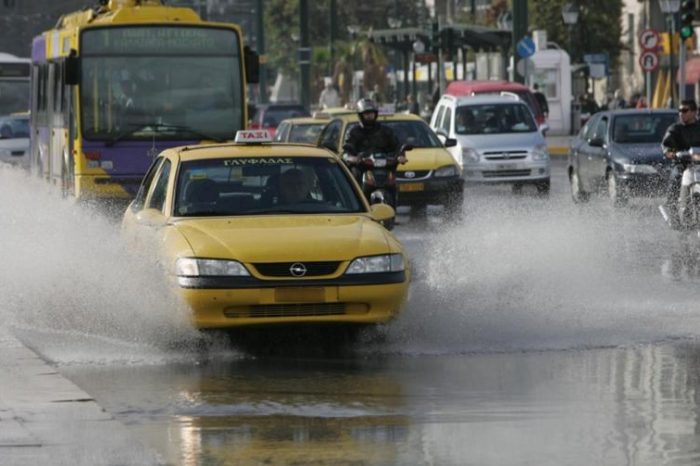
[430,94,551,194]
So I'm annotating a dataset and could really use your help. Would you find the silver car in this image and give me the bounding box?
[0,113,29,170]
[431,95,550,194]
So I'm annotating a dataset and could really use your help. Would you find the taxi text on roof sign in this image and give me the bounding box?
[235,130,272,143]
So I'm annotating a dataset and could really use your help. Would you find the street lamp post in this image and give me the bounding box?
[388,17,403,103]
[659,0,681,107]
[561,2,579,64]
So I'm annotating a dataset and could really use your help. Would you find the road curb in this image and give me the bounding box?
[548,146,569,156]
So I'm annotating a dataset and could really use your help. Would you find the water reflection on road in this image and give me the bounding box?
[61,344,700,466]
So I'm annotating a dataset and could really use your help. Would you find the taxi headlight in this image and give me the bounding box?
[621,163,657,174]
[175,258,250,276]
[345,254,405,274]
[532,144,549,161]
[434,165,458,177]
[462,148,480,164]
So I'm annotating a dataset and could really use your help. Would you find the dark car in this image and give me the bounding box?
[248,103,309,137]
[568,109,677,206]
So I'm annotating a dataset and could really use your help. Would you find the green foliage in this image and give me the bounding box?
[264,0,428,77]
[530,0,624,64]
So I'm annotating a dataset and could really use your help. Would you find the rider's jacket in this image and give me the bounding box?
[662,120,700,165]
[344,122,400,157]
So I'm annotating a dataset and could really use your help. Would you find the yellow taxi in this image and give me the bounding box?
[122,130,410,329]
[273,114,330,144]
[317,112,464,214]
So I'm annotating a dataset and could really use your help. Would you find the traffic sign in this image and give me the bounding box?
[639,50,659,72]
[516,36,536,59]
[639,29,660,50]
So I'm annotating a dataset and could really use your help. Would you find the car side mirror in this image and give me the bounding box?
[444,138,457,148]
[539,123,549,134]
[135,208,167,227]
[370,203,395,221]
[400,144,414,153]
[589,137,605,148]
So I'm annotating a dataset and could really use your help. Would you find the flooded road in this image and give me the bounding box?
[5,160,700,465]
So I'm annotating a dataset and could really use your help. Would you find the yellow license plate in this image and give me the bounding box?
[399,182,424,192]
[275,287,325,302]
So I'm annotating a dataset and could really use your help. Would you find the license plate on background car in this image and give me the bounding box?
[497,163,518,170]
[399,183,424,192]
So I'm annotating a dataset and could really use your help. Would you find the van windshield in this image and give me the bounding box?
[455,103,537,135]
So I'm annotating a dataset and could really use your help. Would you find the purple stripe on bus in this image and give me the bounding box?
[31,36,46,63]
[81,140,197,175]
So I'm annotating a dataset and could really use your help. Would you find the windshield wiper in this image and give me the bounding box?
[105,122,226,147]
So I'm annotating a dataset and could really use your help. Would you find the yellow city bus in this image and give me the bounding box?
[30,0,258,200]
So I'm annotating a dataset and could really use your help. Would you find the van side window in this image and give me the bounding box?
[442,107,452,134]
[434,106,445,130]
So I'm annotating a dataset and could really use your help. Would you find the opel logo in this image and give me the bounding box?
[289,263,307,277]
[405,171,416,179]
[502,152,510,159]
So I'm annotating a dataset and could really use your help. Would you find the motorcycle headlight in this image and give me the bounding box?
[462,148,480,163]
[345,254,405,274]
[434,165,458,177]
[175,258,250,276]
[621,163,657,174]
[532,144,549,161]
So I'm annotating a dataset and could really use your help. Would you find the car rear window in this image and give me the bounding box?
[612,113,677,144]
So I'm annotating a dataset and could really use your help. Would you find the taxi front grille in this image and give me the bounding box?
[482,169,531,178]
[224,303,347,318]
[253,261,341,277]
[397,170,430,179]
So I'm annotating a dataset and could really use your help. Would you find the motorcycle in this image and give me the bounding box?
[659,147,700,233]
[342,144,412,230]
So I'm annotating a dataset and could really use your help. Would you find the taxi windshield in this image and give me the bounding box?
[174,156,364,217]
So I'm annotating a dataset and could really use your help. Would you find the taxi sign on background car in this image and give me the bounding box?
[235,130,272,143]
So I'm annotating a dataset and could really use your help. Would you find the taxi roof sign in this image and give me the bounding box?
[235,129,272,143]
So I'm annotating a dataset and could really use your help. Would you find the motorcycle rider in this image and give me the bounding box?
[661,99,700,229]
[343,98,405,185]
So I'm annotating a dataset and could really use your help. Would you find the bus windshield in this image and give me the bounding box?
[80,26,243,142]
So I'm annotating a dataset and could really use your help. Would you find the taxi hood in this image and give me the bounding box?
[399,147,455,171]
[173,215,391,263]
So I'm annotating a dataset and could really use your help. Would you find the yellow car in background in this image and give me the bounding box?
[317,112,464,214]
[122,131,410,329]
[273,115,329,144]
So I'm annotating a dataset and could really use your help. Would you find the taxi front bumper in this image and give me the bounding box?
[397,175,464,205]
[177,272,409,328]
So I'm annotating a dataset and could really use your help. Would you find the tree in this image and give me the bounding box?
[530,0,624,66]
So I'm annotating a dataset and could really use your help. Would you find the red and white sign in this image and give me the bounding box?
[639,29,660,51]
[235,130,272,143]
[639,50,660,72]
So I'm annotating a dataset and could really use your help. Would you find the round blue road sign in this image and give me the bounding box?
[516,36,536,58]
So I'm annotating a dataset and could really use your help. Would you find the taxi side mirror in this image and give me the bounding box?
[135,208,167,227]
[370,203,395,221]
[444,138,457,148]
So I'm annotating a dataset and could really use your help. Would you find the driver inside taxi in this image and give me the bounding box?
[278,168,312,204]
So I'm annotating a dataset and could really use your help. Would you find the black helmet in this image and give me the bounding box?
[356,98,378,127]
